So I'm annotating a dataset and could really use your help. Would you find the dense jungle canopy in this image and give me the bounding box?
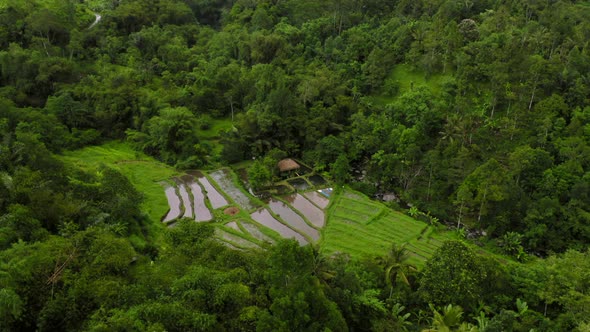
[0,0,589,331]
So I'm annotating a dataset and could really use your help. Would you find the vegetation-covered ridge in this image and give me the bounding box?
[1,0,589,330]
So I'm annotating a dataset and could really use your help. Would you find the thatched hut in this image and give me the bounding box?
[277,158,300,174]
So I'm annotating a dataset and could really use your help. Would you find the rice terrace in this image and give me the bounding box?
[163,168,457,267]
[63,142,457,266]
[5,0,588,329]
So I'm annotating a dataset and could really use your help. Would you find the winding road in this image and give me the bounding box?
[88,12,101,29]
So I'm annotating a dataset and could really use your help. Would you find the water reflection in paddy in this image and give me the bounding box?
[241,222,275,243]
[304,191,330,209]
[308,174,327,186]
[216,229,259,249]
[188,171,228,209]
[250,209,307,245]
[283,194,325,227]
[225,221,241,232]
[187,179,212,221]
[162,184,181,222]
[210,169,256,210]
[287,178,310,191]
[268,199,319,241]
[175,179,193,218]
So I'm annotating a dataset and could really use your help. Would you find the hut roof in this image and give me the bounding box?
[278,158,300,172]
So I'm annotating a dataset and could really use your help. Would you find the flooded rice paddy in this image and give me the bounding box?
[189,171,229,209]
[210,169,256,210]
[225,221,241,232]
[297,164,313,174]
[216,229,260,249]
[318,188,334,197]
[304,191,330,209]
[162,168,332,248]
[163,175,214,223]
[162,184,181,222]
[308,174,327,186]
[188,180,212,221]
[250,208,307,245]
[287,178,311,191]
[283,194,325,227]
[175,180,193,218]
[268,199,320,241]
[241,222,276,243]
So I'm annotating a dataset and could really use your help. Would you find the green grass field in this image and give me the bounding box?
[372,64,452,105]
[197,118,234,161]
[197,118,234,140]
[321,188,457,267]
[60,141,178,224]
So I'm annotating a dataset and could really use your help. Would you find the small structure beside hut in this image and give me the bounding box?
[278,158,300,176]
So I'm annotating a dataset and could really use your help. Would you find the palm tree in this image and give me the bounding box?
[376,243,416,298]
[422,304,479,332]
[310,247,336,287]
[408,206,421,218]
[391,303,412,332]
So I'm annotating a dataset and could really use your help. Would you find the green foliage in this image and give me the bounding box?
[0,288,24,329]
[331,154,350,185]
[247,161,271,191]
[426,304,466,332]
[390,303,412,332]
[499,232,525,260]
[419,241,487,310]
[127,107,208,167]
[538,250,590,328]
[60,142,178,223]
[1,0,589,330]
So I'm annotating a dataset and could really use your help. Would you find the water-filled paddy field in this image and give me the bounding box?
[188,171,228,209]
[162,184,181,222]
[268,199,320,241]
[288,178,311,191]
[210,169,257,210]
[159,168,333,248]
[251,208,308,245]
[64,142,491,268]
[283,194,325,228]
[304,191,330,209]
[157,167,461,267]
[188,179,212,222]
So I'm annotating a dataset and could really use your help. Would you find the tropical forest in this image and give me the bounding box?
[0,0,589,331]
